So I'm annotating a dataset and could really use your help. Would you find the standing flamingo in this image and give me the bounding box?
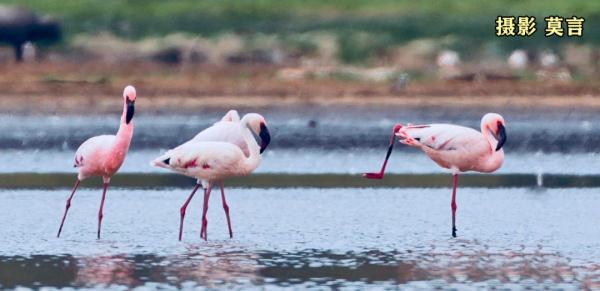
[185,110,270,157]
[152,113,270,241]
[57,85,137,239]
[364,113,507,237]
[178,111,269,239]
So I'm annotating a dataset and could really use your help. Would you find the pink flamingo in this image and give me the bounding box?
[364,113,506,237]
[152,113,270,241]
[185,110,270,157]
[57,85,137,239]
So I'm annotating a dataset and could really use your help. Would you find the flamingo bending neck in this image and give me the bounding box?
[238,118,261,175]
[480,117,504,172]
[480,120,498,152]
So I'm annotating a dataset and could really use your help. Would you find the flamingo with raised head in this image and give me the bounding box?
[364,113,507,237]
[57,85,137,239]
[152,113,270,241]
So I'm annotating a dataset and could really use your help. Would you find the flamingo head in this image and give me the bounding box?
[243,113,271,154]
[482,113,506,151]
[123,85,136,124]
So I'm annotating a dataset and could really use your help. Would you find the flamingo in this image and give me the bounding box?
[57,85,137,239]
[185,110,270,157]
[151,113,270,241]
[364,113,507,237]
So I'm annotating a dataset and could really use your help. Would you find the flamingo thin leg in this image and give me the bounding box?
[451,174,458,238]
[220,181,233,238]
[57,179,81,238]
[179,184,201,241]
[97,182,109,239]
[363,124,401,179]
[200,183,212,241]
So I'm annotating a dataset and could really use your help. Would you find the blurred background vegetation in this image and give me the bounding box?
[0,0,598,88]
[6,1,597,48]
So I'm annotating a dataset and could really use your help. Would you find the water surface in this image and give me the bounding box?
[3,107,600,152]
[1,188,600,289]
[5,149,600,175]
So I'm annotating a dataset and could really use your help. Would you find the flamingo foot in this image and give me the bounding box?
[200,219,207,241]
[452,226,457,238]
[222,204,233,239]
[363,172,384,179]
[178,210,185,241]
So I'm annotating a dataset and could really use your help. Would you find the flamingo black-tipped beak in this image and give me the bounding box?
[126,99,135,124]
[495,123,506,151]
[259,123,271,154]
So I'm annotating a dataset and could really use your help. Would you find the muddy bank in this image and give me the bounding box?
[1,62,600,113]
[4,94,600,114]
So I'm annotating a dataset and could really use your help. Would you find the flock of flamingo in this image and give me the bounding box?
[56,85,507,240]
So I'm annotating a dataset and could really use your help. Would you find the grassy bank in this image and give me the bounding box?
[3,0,599,61]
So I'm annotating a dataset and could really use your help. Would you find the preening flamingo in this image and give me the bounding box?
[364,113,507,237]
[152,112,270,241]
[57,85,137,239]
[184,110,270,157]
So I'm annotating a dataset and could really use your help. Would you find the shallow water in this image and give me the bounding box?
[5,149,600,175]
[1,188,600,289]
[3,108,600,152]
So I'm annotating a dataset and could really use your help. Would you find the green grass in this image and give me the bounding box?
[5,0,596,38]
[1,0,597,62]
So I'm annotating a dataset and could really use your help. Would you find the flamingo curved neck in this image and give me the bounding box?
[240,120,261,173]
[480,123,504,172]
[480,123,497,151]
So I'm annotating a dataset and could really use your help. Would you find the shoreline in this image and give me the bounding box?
[2,94,600,114]
[0,172,592,189]
[1,62,599,113]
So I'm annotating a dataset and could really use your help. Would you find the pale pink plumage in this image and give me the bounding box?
[220,109,241,122]
[365,113,507,237]
[57,85,137,239]
[396,117,505,174]
[74,133,131,181]
[151,112,268,241]
[154,138,260,181]
[173,110,267,157]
